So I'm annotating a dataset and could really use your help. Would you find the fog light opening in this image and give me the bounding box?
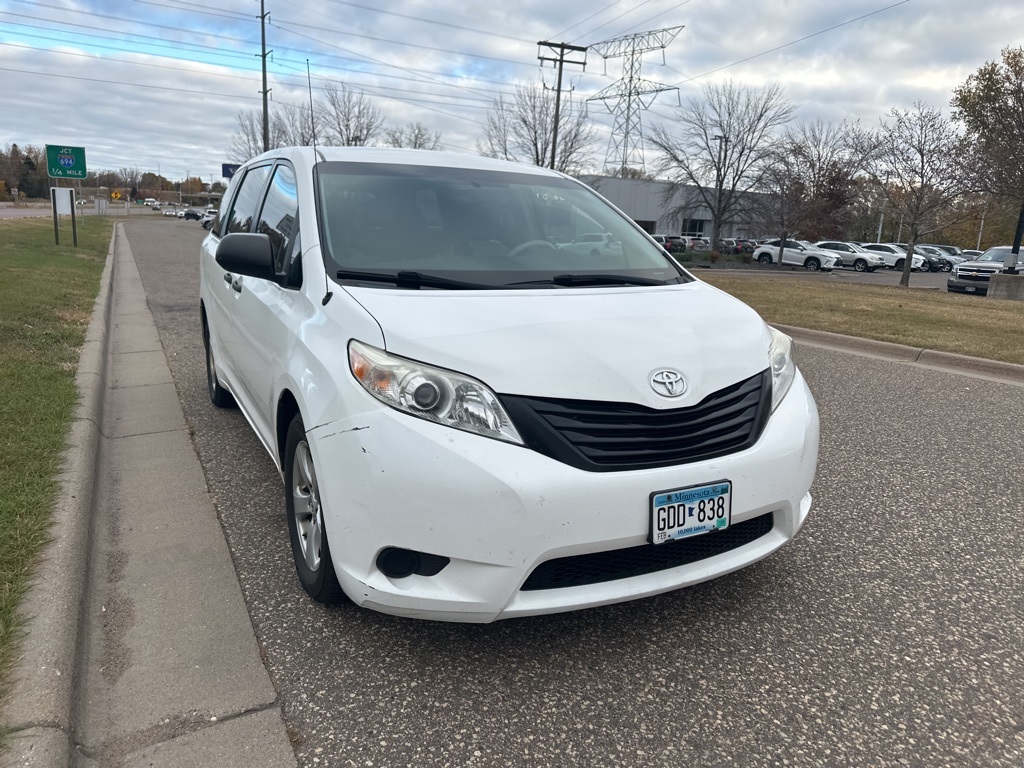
[376,547,421,579]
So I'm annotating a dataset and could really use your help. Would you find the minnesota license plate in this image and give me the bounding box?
[650,481,731,544]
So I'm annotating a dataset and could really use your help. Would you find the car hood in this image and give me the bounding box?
[956,259,1017,270]
[342,282,770,409]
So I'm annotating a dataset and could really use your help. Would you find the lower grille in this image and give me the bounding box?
[520,512,774,591]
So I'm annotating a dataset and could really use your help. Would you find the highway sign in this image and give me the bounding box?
[46,145,88,179]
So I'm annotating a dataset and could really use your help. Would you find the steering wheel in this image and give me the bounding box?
[507,239,558,261]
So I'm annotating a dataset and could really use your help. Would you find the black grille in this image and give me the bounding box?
[521,512,774,591]
[501,370,771,472]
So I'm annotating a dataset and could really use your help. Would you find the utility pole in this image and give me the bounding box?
[259,0,271,153]
[537,41,587,171]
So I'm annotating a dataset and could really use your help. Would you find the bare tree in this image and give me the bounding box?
[867,102,970,286]
[649,80,795,250]
[758,120,872,264]
[318,82,384,147]
[118,167,141,201]
[478,83,596,173]
[275,103,317,148]
[384,122,443,150]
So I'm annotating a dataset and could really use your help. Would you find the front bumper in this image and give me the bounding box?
[947,275,990,294]
[308,373,819,622]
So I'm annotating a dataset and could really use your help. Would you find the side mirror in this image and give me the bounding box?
[215,233,276,281]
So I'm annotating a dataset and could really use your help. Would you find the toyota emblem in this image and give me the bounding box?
[650,369,686,397]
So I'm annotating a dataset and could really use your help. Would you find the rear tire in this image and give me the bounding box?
[284,414,346,604]
[757,253,772,265]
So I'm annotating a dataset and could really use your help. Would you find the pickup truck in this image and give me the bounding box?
[947,245,1024,295]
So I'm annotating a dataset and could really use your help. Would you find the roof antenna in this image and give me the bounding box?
[307,59,318,153]
[308,59,333,306]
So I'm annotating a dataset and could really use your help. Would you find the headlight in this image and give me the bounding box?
[767,326,796,412]
[348,340,523,445]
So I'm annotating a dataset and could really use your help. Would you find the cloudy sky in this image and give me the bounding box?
[1,0,1021,183]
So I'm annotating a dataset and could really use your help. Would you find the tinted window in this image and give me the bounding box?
[316,163,686,286]
[256,164,299,273]
[224,164,272,234]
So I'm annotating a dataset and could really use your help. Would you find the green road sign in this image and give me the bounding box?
[46,145,88,179]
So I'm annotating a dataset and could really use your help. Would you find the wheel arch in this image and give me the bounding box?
[276,390,302,469]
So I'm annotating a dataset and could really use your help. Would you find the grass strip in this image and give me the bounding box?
[699,273,1024,366]
[0,216,109,733]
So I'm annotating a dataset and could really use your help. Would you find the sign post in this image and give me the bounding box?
[46,145,87,246]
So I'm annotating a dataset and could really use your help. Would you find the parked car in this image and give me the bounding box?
[960,249,982,258]
[913,245,955,272]
[718,238,740,254]
[753,239,838,271]
[183,208,203,221]
[921,243,963,258]
[199,147,820,622]
[860,243,926,271]
[177,209,187,218]
[201,210,217,230]
[735,239,756,253]
[947,245,1024,295]
[651,234,685,254]
[559,232,624,259]
[162,208,176,217]
[814,241,885,272]
[688,237,711,252]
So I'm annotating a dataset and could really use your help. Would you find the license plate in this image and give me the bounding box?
[650,481,731,544]
[966,286,976,293]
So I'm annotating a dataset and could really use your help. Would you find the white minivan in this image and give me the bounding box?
[199,147,820,623]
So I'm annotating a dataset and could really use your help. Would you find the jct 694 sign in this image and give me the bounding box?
[46,145,88,180]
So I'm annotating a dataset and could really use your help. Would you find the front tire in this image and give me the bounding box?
[854,259,868,272]
[202,318,234,408]
[804,257,821,271]
[284,414,345,604]
[895,259,905,271]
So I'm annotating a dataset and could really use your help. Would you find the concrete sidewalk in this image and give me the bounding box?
[1,225,297,767]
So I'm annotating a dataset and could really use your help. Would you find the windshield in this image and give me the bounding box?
[977,246,1023,263]
[315,163,687,288]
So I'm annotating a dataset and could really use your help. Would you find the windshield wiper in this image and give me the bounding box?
[336,269,496,290]
[509,273,671,287]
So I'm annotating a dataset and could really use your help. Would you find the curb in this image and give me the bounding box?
[0,225,119,767]
[775,323,1024,386]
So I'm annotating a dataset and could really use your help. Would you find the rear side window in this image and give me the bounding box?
[256,164,299,274]
[224,165,272,234]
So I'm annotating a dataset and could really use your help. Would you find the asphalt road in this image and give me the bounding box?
[124,218,1023,768]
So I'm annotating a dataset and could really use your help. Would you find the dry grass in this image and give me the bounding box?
[699,273,1024,365]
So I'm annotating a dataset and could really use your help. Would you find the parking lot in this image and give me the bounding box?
[123,218,1023,767]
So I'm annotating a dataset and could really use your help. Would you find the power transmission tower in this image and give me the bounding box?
[537,41,587,170]
[587,27,683,174]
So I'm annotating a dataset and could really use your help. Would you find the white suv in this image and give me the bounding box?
[199,147,820,622]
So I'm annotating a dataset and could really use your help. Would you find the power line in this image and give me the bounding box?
[669,0,911,86]
[323,0,537,45]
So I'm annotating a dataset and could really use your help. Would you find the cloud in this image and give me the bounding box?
[1,0,1022,179]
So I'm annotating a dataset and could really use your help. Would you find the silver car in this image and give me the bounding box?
[814,241,885,272]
